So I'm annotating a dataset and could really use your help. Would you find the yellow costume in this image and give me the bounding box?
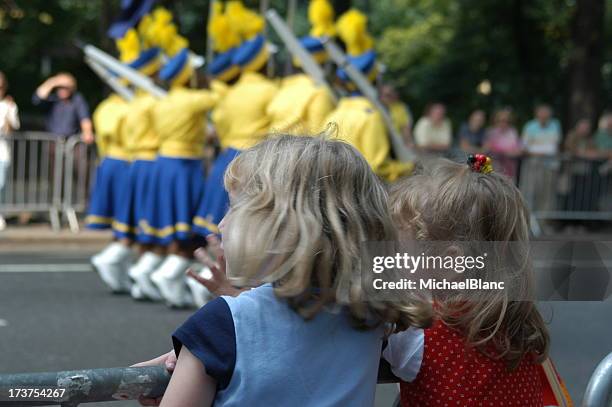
[92,94,130,160]
[266,74,335,135]
[324,96,412,181]
[212,72,278,150]
[152,88,219,158]
[86,94,132,229]
[123,92,159,160]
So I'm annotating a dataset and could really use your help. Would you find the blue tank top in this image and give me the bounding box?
[174,284,384,406]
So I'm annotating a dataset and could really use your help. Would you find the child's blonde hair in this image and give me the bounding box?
[389,158,549,369]
[223,135,432,331]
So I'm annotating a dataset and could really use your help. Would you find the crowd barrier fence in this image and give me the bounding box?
[517,155,612,236]
[0,132,66,231]
[0,132,98,232]
[2,135,612,235]
[61,137,97,233]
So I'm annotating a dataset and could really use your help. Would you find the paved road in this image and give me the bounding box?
[1,250,611,406]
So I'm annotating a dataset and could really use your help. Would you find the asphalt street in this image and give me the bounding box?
[0,250,611,406]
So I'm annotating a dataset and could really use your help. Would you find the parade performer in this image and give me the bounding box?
[266,0,336,135]
[99,25,164,299]
[87,92,131,293]
[192,6,277,240]
[181,3,243,307]
[91,26,163,294]
[324,9,411,182]
[136,40,219,308]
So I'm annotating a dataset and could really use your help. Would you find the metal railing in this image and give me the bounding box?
[1,352,612,406]
[582,352,612,407]
[518,155,612,235]
[0,366,169,407]
[0,132,65,230]
[0,132,97,232]
[62,137,97,233]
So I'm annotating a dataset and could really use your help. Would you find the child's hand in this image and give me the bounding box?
[131,350,177,406]
[188,235,243,297]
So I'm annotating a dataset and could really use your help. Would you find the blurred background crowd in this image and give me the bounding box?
[0,0,611,233]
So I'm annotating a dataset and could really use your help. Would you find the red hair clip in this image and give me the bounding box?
[467,154,493,174]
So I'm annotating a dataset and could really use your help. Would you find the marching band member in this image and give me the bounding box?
[87,92,131,293]
[324,9,412,182]
[91,27,163,294]
[183,4,243,307]
[140,43,220,308]
[266,0,336,135]
[125,8,199,302]
[192,7,277,240]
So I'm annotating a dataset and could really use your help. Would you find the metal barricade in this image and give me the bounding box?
[0,132,65,231]
[62,138,97,233]
[0,366,169,407]
[0,365,402,406]
[582,352,612,407]
[518,155,612,236]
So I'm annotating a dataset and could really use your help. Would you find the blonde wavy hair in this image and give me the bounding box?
[223,135,432,331]
[389,158,549,369]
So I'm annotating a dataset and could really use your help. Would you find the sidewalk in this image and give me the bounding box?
[0,225,111,252]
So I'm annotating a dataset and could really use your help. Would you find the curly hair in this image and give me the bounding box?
[222,134,432,332]
[389,158,549,369]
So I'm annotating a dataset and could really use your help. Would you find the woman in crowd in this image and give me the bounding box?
[0,71,20,230]
[483,108,523,180]
[458,109,486,153]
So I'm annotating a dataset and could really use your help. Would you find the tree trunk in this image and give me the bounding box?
[567,0,605,128]
[332,0,351,16]
[99,0,116,52]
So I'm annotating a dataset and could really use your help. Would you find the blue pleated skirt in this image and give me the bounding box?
[113,159,156,242]
[86,157,130,230]
[140,155,206,246]
[193,148,240,237]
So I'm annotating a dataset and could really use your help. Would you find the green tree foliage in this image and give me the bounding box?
[0,0,608,131]
[372,0,583,126]
[1,0,117,124]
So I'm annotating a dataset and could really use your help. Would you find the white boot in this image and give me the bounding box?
[0,215,6,231]
[91,242,133,293]
[90,242,117,266]
[128,252,164,301]
[151,255,193,308]
[186,265,214,308]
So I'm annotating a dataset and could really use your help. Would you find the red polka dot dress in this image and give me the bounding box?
[399,321,543,407]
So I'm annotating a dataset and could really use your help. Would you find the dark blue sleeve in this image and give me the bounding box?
[31,92,55,107]
[74,93,91,121]
[172,297,236,390]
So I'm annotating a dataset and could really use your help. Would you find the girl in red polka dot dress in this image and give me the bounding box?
[383,157,572,407]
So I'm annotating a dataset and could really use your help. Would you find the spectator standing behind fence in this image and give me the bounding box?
[458,109,486,153]
[594,112,612,155]
[413,103,452,153]
[565,119,597,158]
[522,104,562,156]
[0,71,20,231]
[380,84,413,147]
[483,108,523,180]
[31,73,94,143]
[560,119,599,214]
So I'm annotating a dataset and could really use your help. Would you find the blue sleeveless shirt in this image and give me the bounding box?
[173,284,384,406]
